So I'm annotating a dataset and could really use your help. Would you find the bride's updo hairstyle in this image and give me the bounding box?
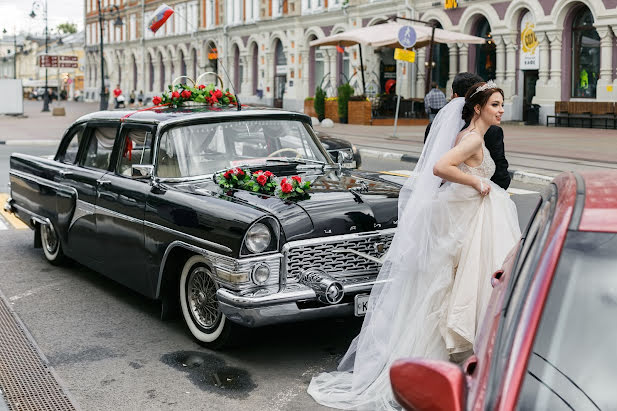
[462,81,504,123]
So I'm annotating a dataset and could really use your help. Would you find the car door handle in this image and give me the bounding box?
[97,179,112,187]
[59,170,73,177]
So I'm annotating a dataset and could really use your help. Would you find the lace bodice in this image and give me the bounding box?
[458,142,495,179]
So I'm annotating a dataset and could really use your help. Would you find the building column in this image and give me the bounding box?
[596,25,614,100]
[446,43,458,97]
[532,31,558,123]
[537,31,549,86]
[457,43,468,75]
[264,50,273,101]
[494,35,506,84]
[415,48,426,98]
[239,53,249,96]
[547,30,562,91]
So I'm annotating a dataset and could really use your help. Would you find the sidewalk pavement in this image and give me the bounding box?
[2,101,615,185]
[315,122,617,185]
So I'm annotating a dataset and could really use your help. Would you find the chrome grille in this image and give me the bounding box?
[284,229,395,281]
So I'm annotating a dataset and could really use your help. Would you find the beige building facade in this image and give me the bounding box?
[84,0,617,124]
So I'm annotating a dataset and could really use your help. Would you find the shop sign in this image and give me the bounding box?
[394,48,416,63]
[276,65,287,75]
[520,12,539,70]
[38,55,78,68]
[444,0,457,9]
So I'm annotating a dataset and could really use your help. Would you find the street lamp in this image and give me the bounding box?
[96,2,124,111]
[30,0,50,112]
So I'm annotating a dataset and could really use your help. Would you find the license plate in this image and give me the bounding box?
[354,294,369,317]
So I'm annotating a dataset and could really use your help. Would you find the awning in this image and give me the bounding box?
[309,22,486,49]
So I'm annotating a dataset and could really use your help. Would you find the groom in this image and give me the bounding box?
[424,73,511,190]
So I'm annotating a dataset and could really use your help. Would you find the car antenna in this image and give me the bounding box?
[215,51,242,111]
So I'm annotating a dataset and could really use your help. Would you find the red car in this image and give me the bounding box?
[390,170,617,410]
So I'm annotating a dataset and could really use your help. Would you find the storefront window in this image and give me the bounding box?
[571,8,600,98]
[430,22,449,89]
[475,18,496,81]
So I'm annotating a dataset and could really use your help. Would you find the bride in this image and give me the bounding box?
[307,81,521,410]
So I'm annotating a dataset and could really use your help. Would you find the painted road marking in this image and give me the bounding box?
[507,187,540,195]
[0,193,29,230]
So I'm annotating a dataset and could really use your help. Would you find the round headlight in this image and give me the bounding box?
[245,223,272,253]
[252,263,271,285]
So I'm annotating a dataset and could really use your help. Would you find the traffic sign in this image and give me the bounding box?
[394,48,416,63]
[398,26,416,48]
[38,55,79,68]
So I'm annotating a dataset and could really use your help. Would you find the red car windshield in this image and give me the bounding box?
[518,231,617,409]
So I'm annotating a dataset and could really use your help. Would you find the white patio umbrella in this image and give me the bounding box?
[309,22,486,94]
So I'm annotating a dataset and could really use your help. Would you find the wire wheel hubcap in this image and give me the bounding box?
[42,224,58,255]
[187,267,221,331]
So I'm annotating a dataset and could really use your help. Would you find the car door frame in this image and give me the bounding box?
[94,122,157,294]
[60,120,120,267]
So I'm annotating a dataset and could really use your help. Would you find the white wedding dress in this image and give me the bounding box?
[307,98,521,410]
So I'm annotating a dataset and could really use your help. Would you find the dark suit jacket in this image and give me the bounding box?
[424,122,511,190]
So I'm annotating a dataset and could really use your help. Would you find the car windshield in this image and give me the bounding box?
[518,231,617,410]
[155,119,329,178]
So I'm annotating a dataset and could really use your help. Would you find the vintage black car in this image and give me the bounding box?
[5,106,400,348]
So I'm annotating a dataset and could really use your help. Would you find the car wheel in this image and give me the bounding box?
[179,255,236,349]
[40,222,66,265]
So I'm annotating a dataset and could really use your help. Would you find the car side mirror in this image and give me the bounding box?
[131,164,154,179]
[337,150,354,165]
[390,359,465,411]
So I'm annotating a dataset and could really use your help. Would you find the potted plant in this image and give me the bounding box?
[337,83,354,124]
[348,95,372,125]
[325,97,339,122]
[314,87,326,122]
[304,97,316,118]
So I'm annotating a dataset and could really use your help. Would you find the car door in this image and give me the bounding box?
[95,123,155,293]
[60,122,118,267]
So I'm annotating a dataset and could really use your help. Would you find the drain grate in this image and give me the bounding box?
[0,292,76,410]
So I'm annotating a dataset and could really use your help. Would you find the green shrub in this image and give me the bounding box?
[337,83,355,122]
[314,87,326,121]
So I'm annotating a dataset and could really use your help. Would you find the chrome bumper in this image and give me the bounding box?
[3,197,14,213]
[217,275,379,327]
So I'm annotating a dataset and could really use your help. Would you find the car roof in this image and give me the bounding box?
[74,105,311,126]
[578,170,617,233]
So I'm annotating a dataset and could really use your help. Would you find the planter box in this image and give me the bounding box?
[348,100,371,125]
[325,100,339,123]
[304,99,317,118]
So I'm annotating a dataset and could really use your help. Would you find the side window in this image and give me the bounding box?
[117,129,153,176]
[83,127,116,170]
[58,128,83,164]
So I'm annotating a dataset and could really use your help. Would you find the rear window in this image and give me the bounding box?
[518,231,617,410]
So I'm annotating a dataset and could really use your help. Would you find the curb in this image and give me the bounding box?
[0,139,59,146]
[359,148,554,185]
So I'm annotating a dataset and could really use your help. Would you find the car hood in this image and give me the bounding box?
[171,170,401,241]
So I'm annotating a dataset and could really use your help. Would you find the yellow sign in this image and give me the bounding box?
[444,0,457,9]
[521,22,538,54]
[608,85,614,92]
[394,48,416,63]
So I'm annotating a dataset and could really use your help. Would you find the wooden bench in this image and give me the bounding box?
[547,101,616,128]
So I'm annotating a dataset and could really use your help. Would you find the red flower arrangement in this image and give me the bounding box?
[152,83,237,107]
[216,168,311,200]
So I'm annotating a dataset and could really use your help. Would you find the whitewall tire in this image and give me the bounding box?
[40,222,65,265]
[179,255,235,348]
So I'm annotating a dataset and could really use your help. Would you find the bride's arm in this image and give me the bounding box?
[432,134,490,196]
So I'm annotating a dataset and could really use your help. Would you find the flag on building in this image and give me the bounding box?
[336,45,345,53]
[148,4,174,33]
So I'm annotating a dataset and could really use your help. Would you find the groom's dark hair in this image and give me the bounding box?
[452,73,483,97]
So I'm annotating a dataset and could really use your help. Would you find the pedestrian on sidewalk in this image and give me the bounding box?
[424,73,511,190]
[137,90,144,106]
[113,84,123,109]
[424,82,447,121]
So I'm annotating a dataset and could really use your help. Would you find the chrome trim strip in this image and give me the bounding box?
[282,228,397,253]
[96,205,142,225]
[69,199,95,230]
[9,170,76,196]
[144,220,233,254]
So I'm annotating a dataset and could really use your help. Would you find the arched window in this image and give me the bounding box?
[572,7,600,98]
[475,17,496,81]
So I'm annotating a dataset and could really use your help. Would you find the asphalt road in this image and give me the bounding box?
[0,146,543,410]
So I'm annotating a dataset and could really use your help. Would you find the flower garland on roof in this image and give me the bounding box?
[216,168,312,201]
[152,83,237,107]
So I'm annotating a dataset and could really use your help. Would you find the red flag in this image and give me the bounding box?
[336,45,345,53]
[148,4,174,33]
